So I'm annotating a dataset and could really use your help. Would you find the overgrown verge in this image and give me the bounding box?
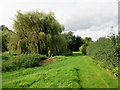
[2,53,47,71]
[86,35,120,76]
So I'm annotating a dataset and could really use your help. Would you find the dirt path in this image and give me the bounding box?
[40,57,56,65]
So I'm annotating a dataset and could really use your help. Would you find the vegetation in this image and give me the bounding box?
[1,10,119,88]
[0,30,2,51]
[1,11,70,55]
[2,53,46,71]
[63,31,84,51]
[79,37,92,55]
[0,25,13,52]
[2,52,118,88]
[86,34,119,76]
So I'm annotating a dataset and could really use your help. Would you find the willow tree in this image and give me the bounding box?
[9,11,65,54]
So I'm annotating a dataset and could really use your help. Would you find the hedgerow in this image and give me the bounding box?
[86,35,119,76]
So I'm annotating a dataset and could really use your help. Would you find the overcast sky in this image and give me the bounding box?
[0,0,119,41]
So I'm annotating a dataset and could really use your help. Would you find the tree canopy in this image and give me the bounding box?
[8,11,66,55]
[0,25,13,52]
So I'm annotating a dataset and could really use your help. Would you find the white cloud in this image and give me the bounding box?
[74,21,118,41]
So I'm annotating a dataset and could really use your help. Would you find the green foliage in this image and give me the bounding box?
[116,34,120,61]
[84,37,92,43]
[86,36,119,76]
[0,25,9,31]
[2,53,46,71]
[79,44,88,55]
[2,52,14,61]
[79,37,92,55]
[0,25,13,52]
[2,52,118,88]
[10,11,65,55]
[63,32,84,51]
[46,34,68,56]
[7,33,19,53]
[61,49,73,56]
[0,30,2,51]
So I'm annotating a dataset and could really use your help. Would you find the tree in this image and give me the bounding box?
[86,36,118,76]
[115,34,120,62]
[63,31,84,51]
[80,37,92,55]
[84,37,92,44]
[0,25,13,52]
[0,25,8,31]
[9,11,65,55]
[0,30,2,52]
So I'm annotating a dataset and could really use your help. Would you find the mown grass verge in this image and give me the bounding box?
[2,52,118,88]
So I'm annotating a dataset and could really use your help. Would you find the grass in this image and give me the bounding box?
[2,52,118,88]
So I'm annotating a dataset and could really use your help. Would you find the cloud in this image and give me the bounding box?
[73,21,118,41]
[0,0,118,40]
[61,1,118,41]
[64,2,118,30]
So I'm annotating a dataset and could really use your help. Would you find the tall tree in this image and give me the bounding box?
[0,25,13,52]
[63,31,84,51]
[10,11,65,54]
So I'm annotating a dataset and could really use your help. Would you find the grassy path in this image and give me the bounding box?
[2,52,118,88]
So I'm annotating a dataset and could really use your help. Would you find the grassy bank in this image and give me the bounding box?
[2,52,118,88]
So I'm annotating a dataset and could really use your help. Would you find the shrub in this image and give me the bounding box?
[2,53,47,71]
[86,36,118,76]
[79,44,88,55]
[2,52,17,61]
[61,49,73,56]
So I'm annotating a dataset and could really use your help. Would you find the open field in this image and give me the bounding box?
[2,52,118,88]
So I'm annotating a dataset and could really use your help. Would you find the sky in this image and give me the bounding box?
[0,0,119,41]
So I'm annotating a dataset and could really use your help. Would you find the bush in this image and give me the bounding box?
[86,37,118,76]
[61,49,73,56]
[2,53,47,71]
[2,52,17,61]
[79,44,88,55]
